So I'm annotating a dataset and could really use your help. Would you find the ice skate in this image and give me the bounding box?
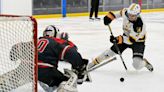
[143,58,154,72]
[95,17,101,21]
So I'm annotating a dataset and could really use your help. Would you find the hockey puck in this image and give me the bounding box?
[120,77,124,82]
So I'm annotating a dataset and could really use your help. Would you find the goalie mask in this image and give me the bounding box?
[127,3,141,21]
[43,25,60,37]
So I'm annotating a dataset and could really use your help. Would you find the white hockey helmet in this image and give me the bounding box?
[43,25,60,37]
[127,3,141,16]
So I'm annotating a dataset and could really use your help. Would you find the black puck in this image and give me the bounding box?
[120,77,124,82]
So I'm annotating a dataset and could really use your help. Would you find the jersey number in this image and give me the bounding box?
[38,39,49,53]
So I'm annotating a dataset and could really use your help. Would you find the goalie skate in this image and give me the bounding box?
[143,58,154,72]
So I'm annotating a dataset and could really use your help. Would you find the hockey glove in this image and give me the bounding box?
[110,35,123,44]
[104,12,116,25]
[104,16,112,25]
[110,35,117,43]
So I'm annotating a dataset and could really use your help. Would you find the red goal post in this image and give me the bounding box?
[0,15,38,92]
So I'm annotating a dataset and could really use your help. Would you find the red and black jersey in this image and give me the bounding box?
[38,36,80,68]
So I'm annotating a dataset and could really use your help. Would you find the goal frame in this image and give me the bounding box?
[0,14,38,92]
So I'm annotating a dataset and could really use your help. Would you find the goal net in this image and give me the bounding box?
[0,15,37,92]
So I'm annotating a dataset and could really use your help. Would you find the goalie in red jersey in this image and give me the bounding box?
[38,25,89,92]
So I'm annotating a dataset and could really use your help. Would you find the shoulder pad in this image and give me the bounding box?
[120,8,127,16]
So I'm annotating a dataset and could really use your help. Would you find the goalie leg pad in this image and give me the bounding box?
[39,81,57,92]
[57,69,78,92]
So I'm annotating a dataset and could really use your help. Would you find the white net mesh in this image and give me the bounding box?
[0,15,37,92]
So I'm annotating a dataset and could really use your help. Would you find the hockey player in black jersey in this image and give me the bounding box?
[88,3,153,72]
[38,25,89,92]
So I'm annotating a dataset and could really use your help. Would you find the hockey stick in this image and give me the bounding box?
[62,57,116,84]
[86,57,117,74]
[81,57,116,82]
[83,57,116,82]
[107,25,128,70]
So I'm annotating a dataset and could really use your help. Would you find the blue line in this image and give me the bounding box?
[62,0,66,17]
